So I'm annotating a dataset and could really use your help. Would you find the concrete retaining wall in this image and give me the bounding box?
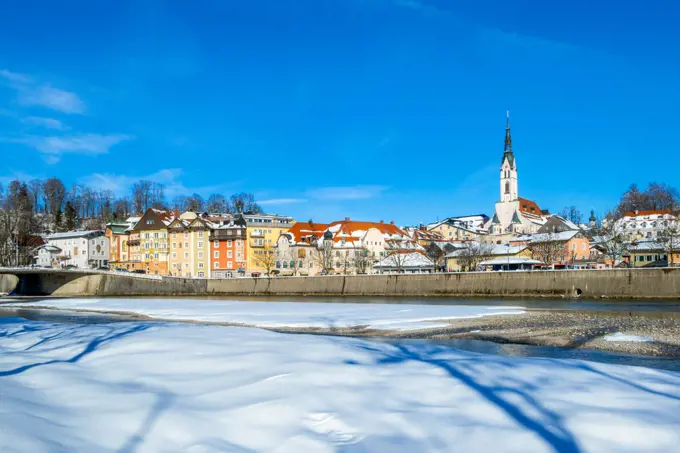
[0,274,18,294]
[14,268,680,299]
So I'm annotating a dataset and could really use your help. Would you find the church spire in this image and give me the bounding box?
[501,111,515,167]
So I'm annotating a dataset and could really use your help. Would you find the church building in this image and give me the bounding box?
[485,113,549,236]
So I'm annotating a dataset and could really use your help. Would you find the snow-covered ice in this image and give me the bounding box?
[15,298,525,331]
[2,318,680,452]
[604,332,654,343]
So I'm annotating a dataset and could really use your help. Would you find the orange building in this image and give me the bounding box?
[209,215,248,278]
[131,208,175,275]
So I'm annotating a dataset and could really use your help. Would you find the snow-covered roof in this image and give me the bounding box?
[48,230,104,240]
[373,252,433,269]
[528,230,580,243]
[480,257,543,266]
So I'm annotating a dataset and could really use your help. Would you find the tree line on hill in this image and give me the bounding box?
[0,176,261,266]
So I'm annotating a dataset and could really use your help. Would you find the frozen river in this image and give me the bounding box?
[2,298,680,452]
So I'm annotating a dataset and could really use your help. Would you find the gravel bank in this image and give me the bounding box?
[275,310,680,358]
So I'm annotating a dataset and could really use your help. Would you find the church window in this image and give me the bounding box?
[505,182,510,194]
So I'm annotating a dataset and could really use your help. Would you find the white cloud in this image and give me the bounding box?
[307,185,388,200]
[11,133,133,163]
[257,198,308,206]
[22,116,67,130]
[0,69,32,84]
[18,85,86,114]
[0,68,85,114]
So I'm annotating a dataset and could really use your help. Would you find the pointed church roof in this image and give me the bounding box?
[491,212,500,224]
[511,210,522,224]
[589,210,597,222]
[501,111,515,168]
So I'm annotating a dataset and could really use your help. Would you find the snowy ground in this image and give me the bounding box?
[2,318,680,452]
[9,298,525,331]
[604,332,654,343]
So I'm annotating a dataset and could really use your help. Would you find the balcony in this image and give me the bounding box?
[210,230,246,242]
[250,230,264,238]
[127,240,141,247]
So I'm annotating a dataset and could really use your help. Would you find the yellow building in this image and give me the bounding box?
[446,244,532,272]
[244,213,294,274]
[133,208,175,275]
[167,212,211,278]
[427,217,488,242]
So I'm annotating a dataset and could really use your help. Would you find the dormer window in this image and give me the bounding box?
[146,220,154,225]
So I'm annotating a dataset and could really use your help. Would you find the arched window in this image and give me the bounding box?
[505,181,510,194]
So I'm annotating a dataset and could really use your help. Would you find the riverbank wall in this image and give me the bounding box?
[7,268,680,299]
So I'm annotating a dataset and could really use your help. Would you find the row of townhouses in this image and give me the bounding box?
[32,115,679,274]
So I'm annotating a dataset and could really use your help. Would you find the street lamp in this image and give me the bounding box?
[505,243,510,271]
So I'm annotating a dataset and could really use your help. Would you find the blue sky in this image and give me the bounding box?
[1,0,679,225]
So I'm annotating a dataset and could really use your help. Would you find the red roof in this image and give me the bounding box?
[518,197,542,216]
[287,221,329,243]
[624,209,672,217]
[326,219,408,243]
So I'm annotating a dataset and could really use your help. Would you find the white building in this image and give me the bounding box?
[614,210,677,240]
[39,230,109,269]
[485,113,549,236]
[373,252,434,274]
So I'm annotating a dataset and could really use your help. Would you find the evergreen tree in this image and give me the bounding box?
[54,207,63,232]
[64,202,77,231]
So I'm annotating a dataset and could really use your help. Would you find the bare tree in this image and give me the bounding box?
[561,206,583,225]
[352,249,373,274]
[131,180,152,214]
[229,192,262,214]
[312,242,334,274]
[528,233,568,268]
[616,183,679,218]
[205,194,226,213]
[592,224,627,268]
[657,216,680,267]
[187,193,204,212]
[151,182,166,209]
[253,243,277,276]
[338,249,353,275]
[171,195,190,212]
[42,177,65,215]
[456,242,493,272]
[387,251,409,273]
[27,179,43,213]
[425,242,444,272]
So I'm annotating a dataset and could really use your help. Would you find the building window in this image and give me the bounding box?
[214,262,219,268]
[184,252,189,259]
[198,252,204,258]
[198,262,204,268]
[172,263,177,268]
[227,240,233,247]
[505,182,510,194]
[145,233,150,239]
[184,242,189,248]
[146,220,154,225]
[227,261,233,269]
[173,232,177,238]
[214,240,219,248]
[214,251,219,258]
[172,252,176,258]
[227,250,232,258]
[184,232,188,238]
[198,241,204,248]
[154,232,159,238]
[184,263,189,268]
[154,253,159,259]
[198,272,204,278]
[154,242,158,249]
[172,242,177,248]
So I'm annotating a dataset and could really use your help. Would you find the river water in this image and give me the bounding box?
[2,296,680,372]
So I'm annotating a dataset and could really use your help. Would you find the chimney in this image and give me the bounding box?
[345,217,350,221]
[390,221,395,225]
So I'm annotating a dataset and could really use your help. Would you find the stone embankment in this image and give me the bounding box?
[3,268,680,299]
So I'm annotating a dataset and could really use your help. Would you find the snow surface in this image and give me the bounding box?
[604,332,654,343]
[2,319,680,452]
[15,298,525,331]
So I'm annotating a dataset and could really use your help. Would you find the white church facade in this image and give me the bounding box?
[485,114,549,236]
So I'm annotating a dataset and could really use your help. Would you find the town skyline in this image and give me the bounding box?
[2,1,679,225]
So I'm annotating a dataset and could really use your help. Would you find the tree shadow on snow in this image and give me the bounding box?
[0,323,150,377]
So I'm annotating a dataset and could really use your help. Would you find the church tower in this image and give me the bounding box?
[500,111,518,202]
